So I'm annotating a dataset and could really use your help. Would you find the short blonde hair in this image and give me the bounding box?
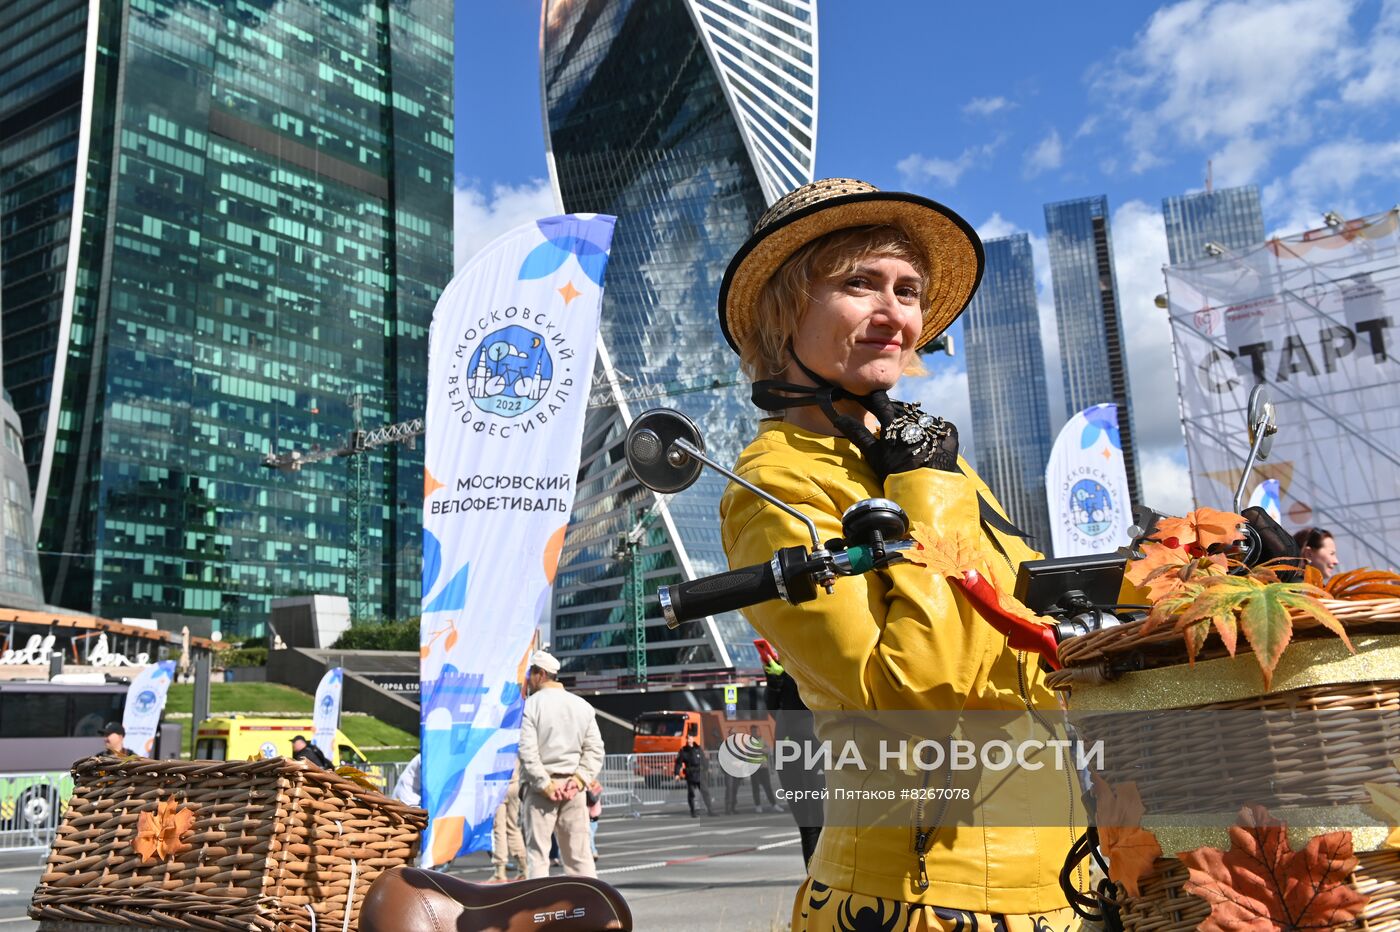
[739,225,930,382]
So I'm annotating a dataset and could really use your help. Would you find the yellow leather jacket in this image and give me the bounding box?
[720,419,1081,913]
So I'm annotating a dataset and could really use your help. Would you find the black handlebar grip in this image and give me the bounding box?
[661,560,780,626]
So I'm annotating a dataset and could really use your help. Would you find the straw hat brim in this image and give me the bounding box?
[718,191,985,355]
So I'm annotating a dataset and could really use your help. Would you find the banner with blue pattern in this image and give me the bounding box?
[419,214,615,865]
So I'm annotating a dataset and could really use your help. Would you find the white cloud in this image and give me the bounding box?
[1341,0,1400,105]
[1260,136,1400,238]
[1269,137,1400,210]
[1208,135,1275,187]
[1024,129,1063,178]
[1108,200,1190,499]
[976,212,1020,241]
[1095,0,1357,177]
[903,366,976,467]
[963,95,1012,117]
[454,178,560,271]
[1140,449,1196,514]
[896,140,1001,188]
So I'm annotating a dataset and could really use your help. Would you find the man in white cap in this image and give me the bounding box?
[517,649,604,878]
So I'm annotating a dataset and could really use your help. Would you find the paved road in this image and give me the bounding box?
[1,809,808,930]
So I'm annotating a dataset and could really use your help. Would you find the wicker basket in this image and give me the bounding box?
[29,756,426,931]
[1054,598,1400,932]
[1117,850,1400,932]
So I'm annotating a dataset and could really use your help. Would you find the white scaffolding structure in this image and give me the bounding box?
[1162,208,1400,571]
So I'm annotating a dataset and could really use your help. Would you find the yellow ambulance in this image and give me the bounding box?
[193,715,372,767]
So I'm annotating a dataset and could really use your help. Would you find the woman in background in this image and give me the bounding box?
[1295,527,1339,579]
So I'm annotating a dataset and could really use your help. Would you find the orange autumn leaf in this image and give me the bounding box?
[1131,546,1229,604]
[906,522,1045,628]
[1091,775,1163,897]
[1154,507,1247,551]
[335,765,382,791]
[1363,757,1400,850]
[133,798,196,862]
[1179,805,1367,932]
[905,522,988,578]
[1326,568,1400,602]
[1124,541,1187,587]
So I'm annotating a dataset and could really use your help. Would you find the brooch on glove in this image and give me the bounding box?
[880,401,953,458]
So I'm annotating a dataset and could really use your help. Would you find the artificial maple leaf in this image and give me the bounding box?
[906,522,990,578]
[1165,577,1349,690]
[1362,756,1400,849]
[162,801,195,858]
[1124,541,1190,593]
[336,766,382,791]
[1091,775,1163,897]
[907,523,1050,639]
[1179,805,1367,932]
[1154,508,1247,552]
[1326,568,1400,602]
[1363,757,1400,850]
[133,813,160,862]
[133,798,195,862]
[1135,550,1231,603]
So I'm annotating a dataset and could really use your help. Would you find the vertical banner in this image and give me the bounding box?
[1164,210,1400,571]
[1045,404,1133,556]
[122,660,175,757]
[419,214,616,866]
[1247,478,1283,522]
[313,667,343,761]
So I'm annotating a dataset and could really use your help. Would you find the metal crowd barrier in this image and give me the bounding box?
[597,751,735,818]
[0,771,73,852]
[364,760,410,794]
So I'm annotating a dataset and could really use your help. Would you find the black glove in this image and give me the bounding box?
[830,391,959,479]
[1240,505,1303,580]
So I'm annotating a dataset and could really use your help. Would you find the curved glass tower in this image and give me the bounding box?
[541,0,817,676]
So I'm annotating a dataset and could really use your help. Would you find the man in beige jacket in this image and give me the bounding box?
[517,649,604,878]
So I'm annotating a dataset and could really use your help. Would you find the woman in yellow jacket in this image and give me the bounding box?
[717,179,1086,932]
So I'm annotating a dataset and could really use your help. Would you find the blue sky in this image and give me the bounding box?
[454,0,1400,513]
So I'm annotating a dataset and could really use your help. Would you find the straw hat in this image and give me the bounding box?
[718,178,984,355]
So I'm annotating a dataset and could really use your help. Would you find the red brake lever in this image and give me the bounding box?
[951,569,1061,670]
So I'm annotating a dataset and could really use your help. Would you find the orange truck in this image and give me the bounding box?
[632,710,775,781]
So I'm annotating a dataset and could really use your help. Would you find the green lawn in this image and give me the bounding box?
[343,718,419,761]
[166,682,313,715]
[165,682,417,761]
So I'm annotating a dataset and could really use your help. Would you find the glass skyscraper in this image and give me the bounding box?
[962,234,1054,552]
[0,0,453,636]
[1162,184,1266,266]
[1043,195,1141,506]
[541,0,817,675]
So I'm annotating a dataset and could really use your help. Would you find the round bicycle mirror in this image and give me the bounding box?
[1246,384,1278,460]
[625,408,705,493]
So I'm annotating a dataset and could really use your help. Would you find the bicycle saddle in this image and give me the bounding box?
[359,866,633,932]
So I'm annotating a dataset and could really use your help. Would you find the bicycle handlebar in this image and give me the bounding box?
[662,560,780,624]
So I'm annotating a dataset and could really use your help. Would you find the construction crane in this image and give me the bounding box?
[259,373,745,622]
[262,393,422,622]
[613,499,663,684]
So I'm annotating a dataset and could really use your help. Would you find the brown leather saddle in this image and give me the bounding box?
[360,866,633,932]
